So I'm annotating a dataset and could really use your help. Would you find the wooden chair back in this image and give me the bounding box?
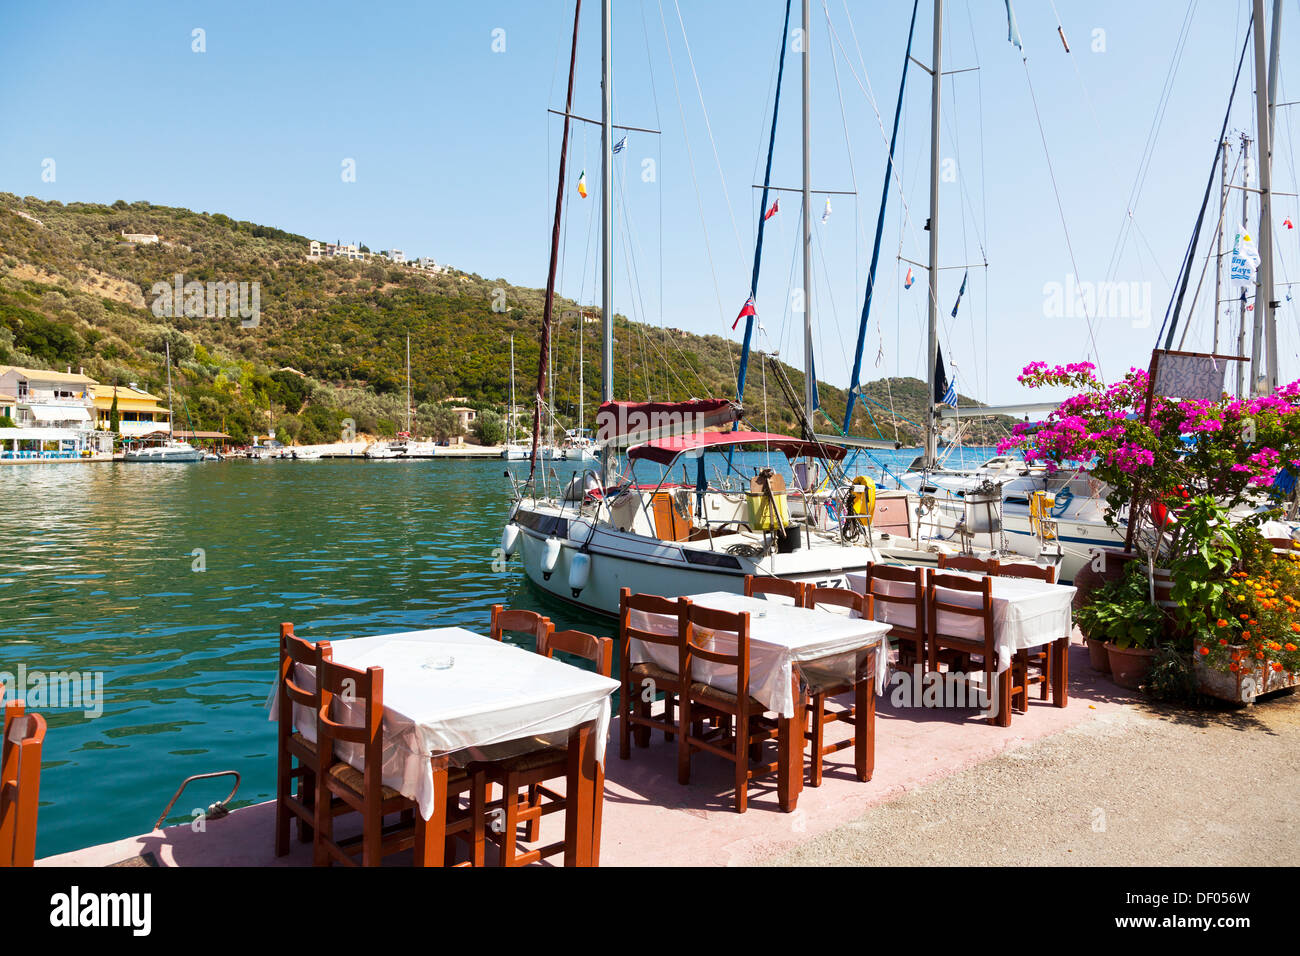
[316,658,385,790]
[927,571,996,655]
[682,604,751,702]
[743,574,806,605]
[804,585,870,618]
[278,624,332,735]
[618,588,691,675]
[997,561,1057,584]
[864,563,926,636]
[490,605,553,652]
[1267,537,1298,554]
[541,629,614,678]
[938,553,1001,576]
[0,710,47,867]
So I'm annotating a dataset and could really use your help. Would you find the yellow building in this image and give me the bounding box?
[91,384,171,437]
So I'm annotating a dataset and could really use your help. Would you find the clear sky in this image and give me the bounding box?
[3,0,1297,408]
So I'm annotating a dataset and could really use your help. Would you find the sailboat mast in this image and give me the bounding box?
[509,334,516,446]
[801,0,815,422]
[166,339,174,441]
[405,333,411,434]
[578,311,584,437]
[530,0,582,476]
[924,0,942,467]
[600,0,614,406]
[1251,0,1275,395]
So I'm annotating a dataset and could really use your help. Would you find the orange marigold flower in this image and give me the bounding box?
[1199,646,1210,656]
[1274,663,1285,672]
[1229,662,1240,672]
[1217,619,1228,627]
[1219,638,1230,646]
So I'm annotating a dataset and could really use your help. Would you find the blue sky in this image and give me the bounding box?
[3,0,1297,407]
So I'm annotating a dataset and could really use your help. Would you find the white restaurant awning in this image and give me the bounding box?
[28,404,91,423]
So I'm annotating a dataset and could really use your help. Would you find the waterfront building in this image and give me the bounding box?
[0,366,112,460]
[90,383,171,438]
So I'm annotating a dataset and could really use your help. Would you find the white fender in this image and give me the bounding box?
[568,551,591,595]
[501,523,520,557]
[541,537,562,579]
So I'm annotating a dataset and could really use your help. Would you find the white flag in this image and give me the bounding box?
[821,197,832,224]
[1230,225,1260,289]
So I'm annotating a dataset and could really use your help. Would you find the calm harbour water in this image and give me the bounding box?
[1,444,989,858]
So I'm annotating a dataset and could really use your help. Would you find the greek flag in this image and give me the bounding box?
[944,378,957,407]
[612,135,627,154]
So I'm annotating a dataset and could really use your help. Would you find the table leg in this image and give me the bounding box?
[564,722,598,867]
[414,757,448,867]
[1052,636,1069,707]
[777,677,805,812]
[855,647,876,782]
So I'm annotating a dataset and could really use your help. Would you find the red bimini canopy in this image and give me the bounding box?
[595,398,738,445]
[627,430,846,466]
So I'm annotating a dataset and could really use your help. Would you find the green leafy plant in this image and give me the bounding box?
[1074,563,1165,649]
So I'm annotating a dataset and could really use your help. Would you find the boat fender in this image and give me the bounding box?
[501,523,520,558]
[541,537,561,580]
[568,551,591,598]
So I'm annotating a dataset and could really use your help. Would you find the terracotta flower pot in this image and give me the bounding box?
[1071,548,1140,612]
[1085,636,1112,673]
[1106,643,1157,690]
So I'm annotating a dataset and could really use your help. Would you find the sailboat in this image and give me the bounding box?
[122,341,202,463]
[501,0,976,615]
[366,334,437,459]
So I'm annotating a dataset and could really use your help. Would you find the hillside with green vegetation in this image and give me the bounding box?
[0,193,1012,447]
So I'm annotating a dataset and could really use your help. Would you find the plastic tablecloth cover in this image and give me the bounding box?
[846,570,1076,674]
[267,628,618,819]
[628,591,891,717]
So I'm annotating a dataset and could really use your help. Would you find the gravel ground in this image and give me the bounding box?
[764,690,1300,866]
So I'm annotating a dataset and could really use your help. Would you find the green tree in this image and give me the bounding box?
[108,388,120,434]
[473,409,505,445]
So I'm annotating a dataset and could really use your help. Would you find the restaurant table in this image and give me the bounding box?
[267,627,620,865]
[629,591,892,811]
[846,568,1077,722]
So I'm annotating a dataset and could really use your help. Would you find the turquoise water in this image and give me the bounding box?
[0,445,988,858]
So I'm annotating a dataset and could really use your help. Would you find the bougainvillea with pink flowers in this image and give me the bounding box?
[998,361,1300,531]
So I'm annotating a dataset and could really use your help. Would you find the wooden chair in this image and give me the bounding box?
[864,563,927,673]
[275,623,334,856]
[1267,537,1298,554]
[800,586,877,787]
[938,553,1002,576]
[0,708,46,867]
[926,571,1023,727]
[677,604,781,813]
[618,589,691,758]
[490,605,553,652]
[744,574,806,606]
[998,562,1057,703]
[482,629,614,866]
[314,658,478,866]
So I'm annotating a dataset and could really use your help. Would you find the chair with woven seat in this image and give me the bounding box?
[677,604,781,813]
[799,585,877,786]
[744,574,806,606]
[938,553,1001,576]
[481,629,614,866]
[275,623,333,856]
[863,563,927,673]
[0,706,46,867]
[926,571,1024,727]
[998,562,1057,703]
[490,605,553,652]
[619,589,691,758]
[314,657,479,866]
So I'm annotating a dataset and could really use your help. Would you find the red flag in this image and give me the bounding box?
[763,198,779,221]
[904,267,914,289]
[1286,217,1294,230]
[732,295,756,330]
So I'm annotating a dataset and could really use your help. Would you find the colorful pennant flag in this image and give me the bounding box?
[904,268,914,289]
[763,198,780,221]
[613,135,627,154]
[1286,217,1294,230]
[733,295,757,331]
[821,197,832,224]
[950,268,968,318]
[577,170,588,199]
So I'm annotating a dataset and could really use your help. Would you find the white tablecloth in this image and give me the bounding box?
[845,570,1076,674]
[627,591,891,717]
[267,627,619,819]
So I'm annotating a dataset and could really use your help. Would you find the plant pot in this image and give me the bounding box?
[1072,548,1140,611]
[1084,636,1112,673]
[1193,643,1300,703]
[1106,643,1157,690]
